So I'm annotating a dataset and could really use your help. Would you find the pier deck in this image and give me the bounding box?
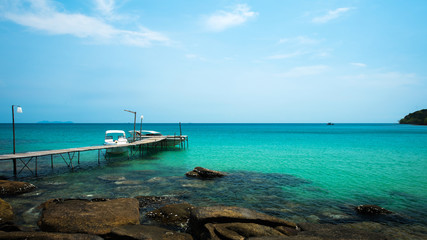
[0,135,188,177]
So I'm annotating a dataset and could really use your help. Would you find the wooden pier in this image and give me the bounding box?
[0,135,188,177]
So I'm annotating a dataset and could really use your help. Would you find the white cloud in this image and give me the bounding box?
[267,51,303,60]
[94,0,115,16]
[1,0,170,47]
[185,54,206,61]
[278,36,318,45]
[312,7,351,24]
[276,65,329,78]
[205,4,258,32]
[350,62,367,67]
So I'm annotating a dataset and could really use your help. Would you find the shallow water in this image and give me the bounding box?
[0,123,426,235]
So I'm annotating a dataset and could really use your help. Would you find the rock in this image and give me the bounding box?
[355,205,392,215]
[97,175,126,181]
[146,203,194,228]
[110,225,193,240]
[0,198,13,224]
[135,196,182,210]
[38,198,140,235]
[189,206,298,239]
[0,180,36,196]
[0,231,103,240]
[204,222,287,239]
[185,167,226,179]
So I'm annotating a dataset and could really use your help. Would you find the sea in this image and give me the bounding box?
[0,123,426,235]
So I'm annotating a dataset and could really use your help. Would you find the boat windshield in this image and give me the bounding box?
[105,133,126,141]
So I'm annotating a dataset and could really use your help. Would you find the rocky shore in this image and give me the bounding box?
[0,167,426,239]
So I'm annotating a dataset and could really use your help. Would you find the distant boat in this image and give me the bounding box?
[129,130,185,147]
[327,122,334,125]
[104,130,129,154]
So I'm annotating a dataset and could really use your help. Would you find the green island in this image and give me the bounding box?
[399,109,427,125]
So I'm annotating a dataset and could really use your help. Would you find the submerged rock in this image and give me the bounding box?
[0,198,14,224]
[0,231,103,240]
[355,205,392,215]
[0,180,36,196]
[185,167,226,179]
[110,225,193,240]
[97,175,126,181]
[38,198,140,235]
[189,206,298,239]
[135,196,181,209]
[146,203,195,228]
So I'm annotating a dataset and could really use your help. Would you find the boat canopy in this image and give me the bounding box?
[106,130,126,135]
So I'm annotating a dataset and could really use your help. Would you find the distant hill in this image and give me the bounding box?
[399,109,427,125]
[37,121,74,124]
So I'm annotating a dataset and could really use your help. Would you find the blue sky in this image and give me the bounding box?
[0,0,426,123]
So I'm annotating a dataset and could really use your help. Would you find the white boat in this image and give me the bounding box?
[104,130,129,154]
[129,130,186,147]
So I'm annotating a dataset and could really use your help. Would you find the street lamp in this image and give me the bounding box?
[12,105,23,176]
[140,115,144,139]
[124,109,136,141]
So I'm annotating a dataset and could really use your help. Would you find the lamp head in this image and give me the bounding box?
[140,115,144,120]
[16,106,23,113]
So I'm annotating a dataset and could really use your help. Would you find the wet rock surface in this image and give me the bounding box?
[185,167,226,179]
[146,203,195,229]
[109,225,193,240]
[38,198,140,235]
[0,180,36,196]
[0,231,103,240]
[189,206,298,239]
[0,198,14,224]
[355,204,393,215]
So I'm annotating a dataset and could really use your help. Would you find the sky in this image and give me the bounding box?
[0,0,426,123]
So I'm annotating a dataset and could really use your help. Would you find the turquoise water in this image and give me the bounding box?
[0,123,426,229]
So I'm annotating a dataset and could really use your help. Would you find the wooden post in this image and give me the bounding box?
[78,152,80,164]
[51,155,54,169]
[35,156,38,176]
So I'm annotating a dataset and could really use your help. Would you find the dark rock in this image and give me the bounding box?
[146,203,195,227]
[203,222,286,239]
[189,206,298,239]
[0,180,36,196]
[110,225,193,240]
[185,167,226,179]
[0,231,103,240]
[0,198,13,224]
[135,196,181,210]
[38,198,140,235]
[355,205,392,215]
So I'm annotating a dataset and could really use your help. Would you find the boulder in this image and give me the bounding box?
[0,198,13,224]
[110,225,193,240]
[185,167,226,179]
[189,206,298,239]
[38,198,140,235]
[0,231,103,240]
[355,205,392,215]
[146,203,194,227]
[0,180,36,196]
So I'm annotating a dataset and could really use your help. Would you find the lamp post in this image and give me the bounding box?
[124,109,136,141]
[12,105,23,176]
[140,115,144,139]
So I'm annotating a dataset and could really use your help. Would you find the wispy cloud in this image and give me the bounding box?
[1,0,170,47]
[185,54,206,61]
[312,7,351,24]
[204,4,258,32]
[267,51,303,60]
[350,62,367,67]
[276,65,329,78]
[94,0,115,16]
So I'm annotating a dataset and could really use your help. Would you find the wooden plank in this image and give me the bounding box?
[0,136,168,161]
